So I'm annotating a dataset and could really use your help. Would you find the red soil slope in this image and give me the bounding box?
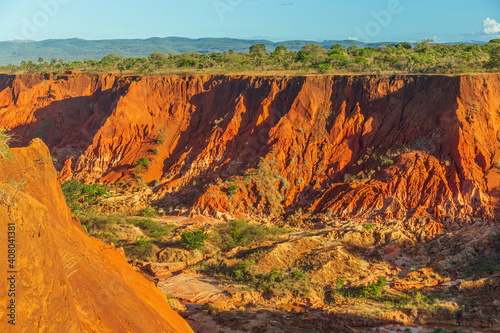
[1,73,500,235]
[0,139,193,332]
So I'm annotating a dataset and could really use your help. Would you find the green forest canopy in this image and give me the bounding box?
[1,39,499,75]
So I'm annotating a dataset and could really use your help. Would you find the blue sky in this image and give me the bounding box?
[0,0,499,42]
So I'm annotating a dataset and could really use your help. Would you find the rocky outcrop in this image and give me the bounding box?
[0,139,193,332]
[1,73,500,235]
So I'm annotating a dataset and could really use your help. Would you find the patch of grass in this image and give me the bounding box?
[212,219,288,250]
[97,231,115,239]
[79,214,118,233]
[131,218,172,238]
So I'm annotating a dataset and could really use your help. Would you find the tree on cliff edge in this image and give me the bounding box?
[249,44,267,57]
[486,44,500,69]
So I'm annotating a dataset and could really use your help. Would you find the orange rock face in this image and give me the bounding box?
[0,139,193,332]
[1,73,500,234]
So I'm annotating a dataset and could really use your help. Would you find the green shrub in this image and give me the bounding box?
[264,268,283,283]
[355,282,383,298]
[291,268,307,280]
[62,180,109,214]
[128,236,153,258]
[232,259,255,282]
[135,158,150,170]
[352,276,387,299]
[317,62,332,73]
[227,183,239,195]
[336,277,345,289]
[141,206,157,217]
[180,230,208,250]
[362,223,376,231]
[377,275,387,287]
[381,157,394,166]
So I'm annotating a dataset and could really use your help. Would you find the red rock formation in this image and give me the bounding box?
[1,73,500,235]
[0,139,193,332]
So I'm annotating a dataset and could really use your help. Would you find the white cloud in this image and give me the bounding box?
[483,18,500,34]
[347,37,358,41]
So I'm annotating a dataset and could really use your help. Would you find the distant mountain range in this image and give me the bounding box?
[0,37,487,66]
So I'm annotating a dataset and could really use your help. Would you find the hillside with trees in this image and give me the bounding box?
[1,39,499,75]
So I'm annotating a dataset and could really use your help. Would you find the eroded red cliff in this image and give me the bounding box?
[0,139,193,332]
[1,73,500,236]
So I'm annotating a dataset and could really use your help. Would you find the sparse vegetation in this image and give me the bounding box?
[140,206,157,217]
[128,236,153,258]
[212,219,287,250]
[0,128,12,160]
[465,233,500,276]
[204,259,311,297]
[241,158,290,217]
[79,214,118,233]
[155,126,168,144]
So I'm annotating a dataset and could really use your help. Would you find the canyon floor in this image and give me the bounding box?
[80,207,500,333]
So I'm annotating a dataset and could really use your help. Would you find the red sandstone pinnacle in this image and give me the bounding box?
[1,74,500,236]
[0,139,193,332]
